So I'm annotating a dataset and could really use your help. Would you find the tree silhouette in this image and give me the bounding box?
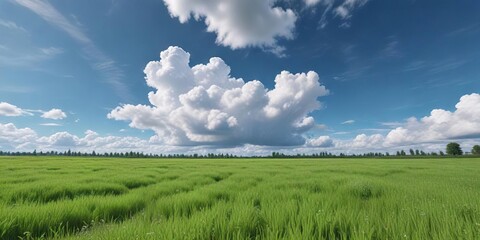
[446,142,463,156]
[472,145,480,155]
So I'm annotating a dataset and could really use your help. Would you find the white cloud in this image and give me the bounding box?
[335,93,480,151]
[306,136,334,147]
[38,131,78,147]
[351,133,384,148]
[384,93,480,146]
[41,108,67,120]
[341,119,355,124]
[108,46,329,146]
[162,0,296,55]
[39,123,62,127]
[34,129,182,153]
[0,123,37,150]
[334,0,369,20]
[380,121,402,128]
[304,0,336,7]
[0,102,31,116]
[305,0,324,7]
[304,0,369,28]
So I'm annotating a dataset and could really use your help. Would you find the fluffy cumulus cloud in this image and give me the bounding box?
[351,134,384,148]
[108,46,329,147]
[0,102,30,116]
[1,90,479,156]
[162,0,296,54]
[336,93,480,151]
[0,123,262,155]
[41,108,67,120]
[384,93,480,146]
[0,124,131,151]
[306,136,334,147]
[35,130,146,150]
[0,123,37,150]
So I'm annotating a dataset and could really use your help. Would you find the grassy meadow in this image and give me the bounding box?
[0,156,479,239]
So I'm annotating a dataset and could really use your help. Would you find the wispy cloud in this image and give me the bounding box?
[380,36,402,58]
[380,122,402,128]
[39,47,63,56]
[0,19,27,32]
[0,85,35,93]
[357,128,390,133]
[403,60,428,72]
[403,59,467,75]
[334,0,370,27]
[39,123,62,127]
[0,45,63,67]
[446,23,480,37]
[13,0,131,100]
[341,120,355,124]
[428,59,467,75]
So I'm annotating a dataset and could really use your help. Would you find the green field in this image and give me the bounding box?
[0,157,479,239]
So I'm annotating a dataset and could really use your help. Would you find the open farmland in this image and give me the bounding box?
[0,156,479,239]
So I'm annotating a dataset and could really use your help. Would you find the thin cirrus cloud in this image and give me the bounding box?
[162,0,297,56]
[13,0,131,100]
[334,0,369,20]
[0,19,27,32]
[108,46,329,147]
[0,45,63,67]
[39,123,62,127]
[341,120,355,124]
[305,0,370,28]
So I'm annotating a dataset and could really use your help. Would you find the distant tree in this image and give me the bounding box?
[415,149,420,156]
[472,145,480,155]
[400,150,406,156]
[446,142,463,156]
[439,151,445,156]
[409,149,415,155]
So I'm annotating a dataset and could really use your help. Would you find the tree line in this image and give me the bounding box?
[0,142,479,158]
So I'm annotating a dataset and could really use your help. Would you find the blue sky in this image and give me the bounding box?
[0,0,479,154]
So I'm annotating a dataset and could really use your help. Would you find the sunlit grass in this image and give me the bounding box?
[0,156,479,239]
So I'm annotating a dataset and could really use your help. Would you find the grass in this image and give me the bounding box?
[0,156,479,239]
